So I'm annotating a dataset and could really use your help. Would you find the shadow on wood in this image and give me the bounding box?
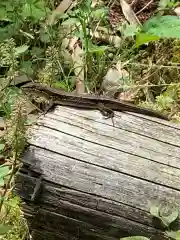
[15,106,180,240]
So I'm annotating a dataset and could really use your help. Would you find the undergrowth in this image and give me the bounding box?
[1,0,180,239]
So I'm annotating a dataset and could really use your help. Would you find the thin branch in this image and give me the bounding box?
[136,0,154,15]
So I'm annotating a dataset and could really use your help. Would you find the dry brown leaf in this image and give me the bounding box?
[92,0,100,8]
[116,89,138,102]
[0,201,7,220]
[47,0,73,25]
[119,0,141,26]
[68,37,79,51]
[62,49,73,65]
[75,78,85,94]
[61,38,70,49]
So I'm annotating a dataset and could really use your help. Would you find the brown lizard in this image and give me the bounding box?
[21,82,169,121]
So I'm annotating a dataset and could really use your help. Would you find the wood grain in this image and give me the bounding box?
[16,106,180,239]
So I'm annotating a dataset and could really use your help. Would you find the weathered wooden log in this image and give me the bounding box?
[15,106,180,240]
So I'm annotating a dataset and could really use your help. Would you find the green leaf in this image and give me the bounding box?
[150,204,179,227]
[161,209,179,227]
[15,45,29,55]
[79,0,92,14]
[0,7,7,20]
[30,47,44,57]
[26,0,35,4]
[0,165,9,177]
[92,7,108,20]
[158,0,170,9]
[0,143,5,152]
[22,3,50,21]
[150,204,160,218]
[166,230,180,240]
[34,0,47,9]
[0,21,22,40]
[0,224,12,235]
[21,61,34,76]
[122,24,139,38]
[52,81,70,91]
[89,45,108,54]
[136,33,160,47]
[156,95,174,109]
[0,165,9,187]
[2,2,14,12]
[22,3,33,18]
[0,26,12,41]
[40,30,50,43]
[61,18,80,26]
[142,16,180,38]
[120,237,150,240]
[56,13,69,20]
[32,6,49,20]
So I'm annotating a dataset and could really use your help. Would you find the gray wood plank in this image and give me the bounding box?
[52,106,180,146]
[17,106,180,240]
[20,146,180,211]
[31,116,180,167]
[53,106,179,129]
[14,173,159,227]
[26,127,180,189]
[31,230,79,240]
[25,206,165,239]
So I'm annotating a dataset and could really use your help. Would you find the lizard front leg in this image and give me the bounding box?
[97,103,115,127]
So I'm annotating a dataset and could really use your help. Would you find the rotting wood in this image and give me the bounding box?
[16,174,165,240]
[15,106,180,240]
[15,173,170,229]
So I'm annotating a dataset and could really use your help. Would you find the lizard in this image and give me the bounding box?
[21,82,169,121]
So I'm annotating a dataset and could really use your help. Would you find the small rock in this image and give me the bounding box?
[10,74,31,87]
[102,61,129,96]
[174,7,180,16]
